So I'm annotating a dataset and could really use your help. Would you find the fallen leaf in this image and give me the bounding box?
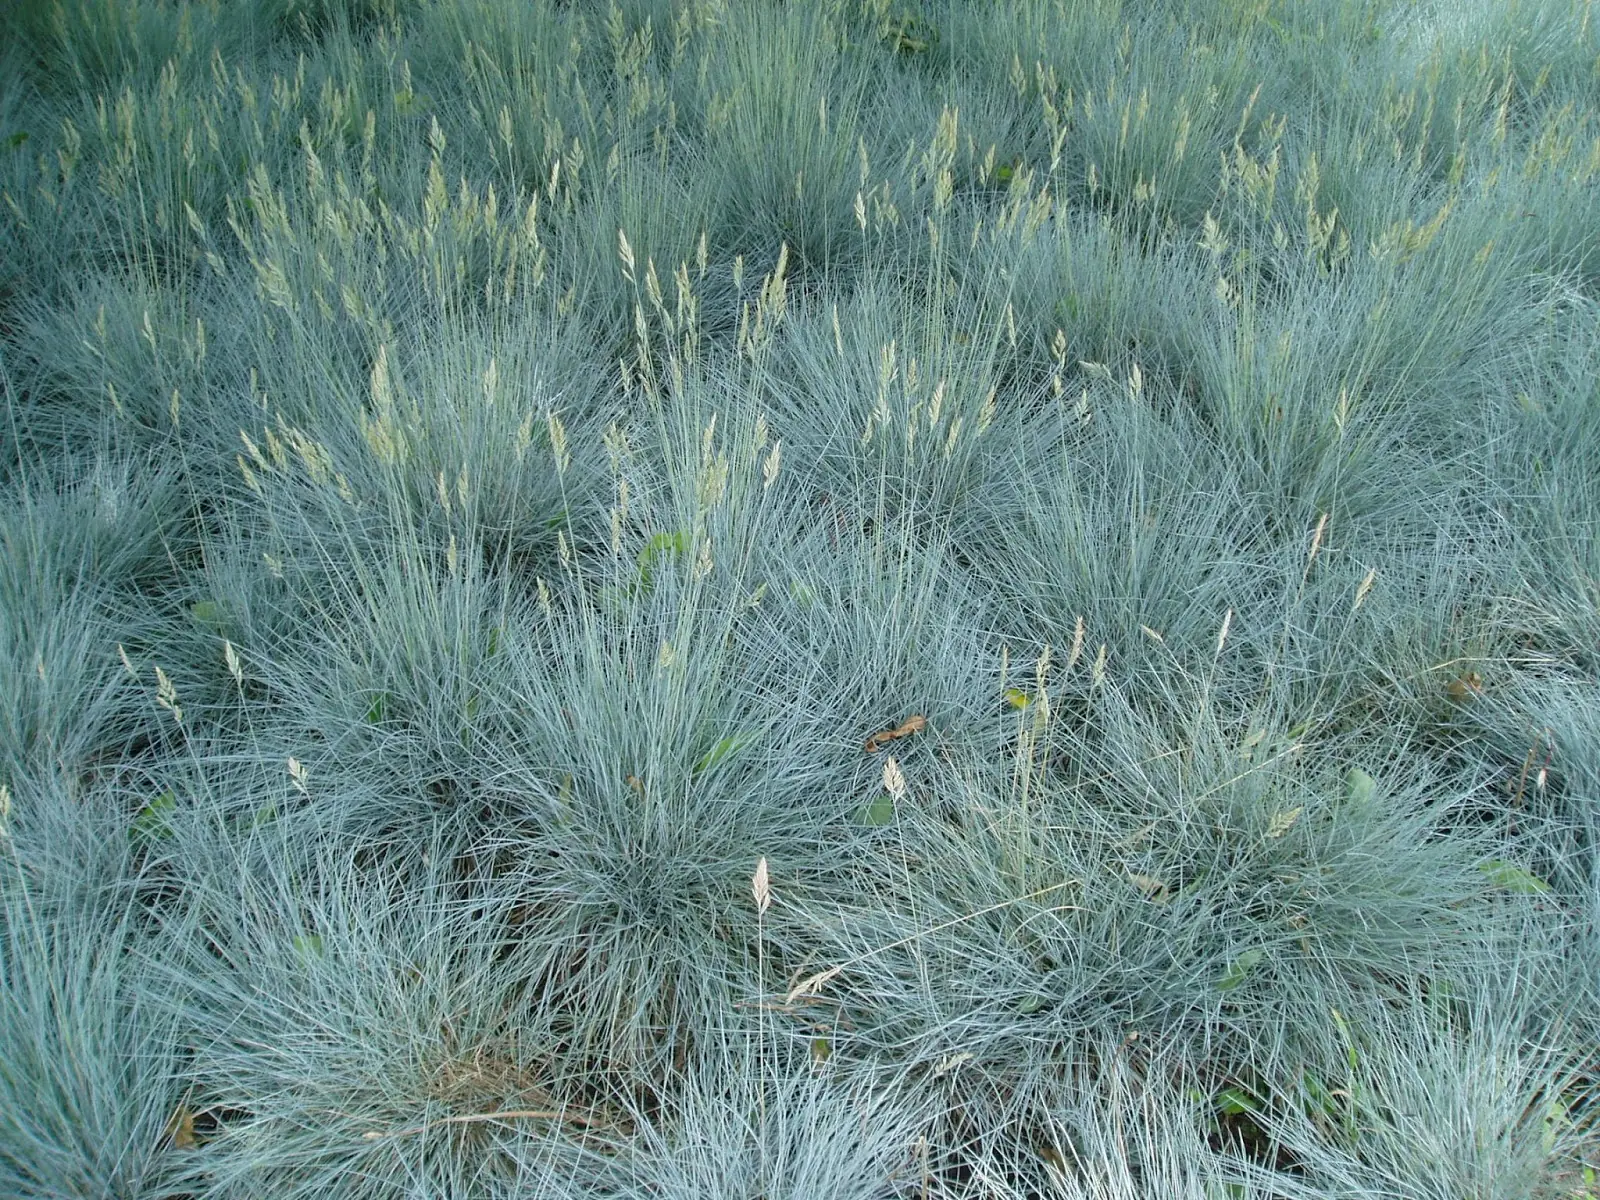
[1446,671,1484,702]
[864,714,927,753]
[165,1104,198,1149]
[1127,872,1170,902]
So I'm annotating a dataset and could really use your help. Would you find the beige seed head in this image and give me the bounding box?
[751,857,771,915]
[617,227,635,280]
[1353,567,1377,612]
[882,755,907,802]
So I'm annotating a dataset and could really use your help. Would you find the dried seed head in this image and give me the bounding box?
[762,439,782,489]
[1306,512,1329,573]
[617,227,635,280]
[751,857,771,915]
[786,964,841,1004]
[977,387,997,435]
[1353,567,1377,613]
[547,411,570,475]
[882,755,907,802]
[154,666,182,723]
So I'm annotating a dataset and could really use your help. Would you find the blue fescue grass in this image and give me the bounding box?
[2,0,1599,1195]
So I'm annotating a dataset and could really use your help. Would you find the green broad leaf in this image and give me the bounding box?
[291,934,325,959]
[1239,722,1302,764]
[1542,1096,1571,1153]
[1216,948,1265,992]
[1003,687,1031,710]
[640,530,689,562]
[860,794,895,826]
[788,580,815,609]
[1239,725,1268,759]
[1300,1070,1339,1119]
[5,131,28,149]
[1016,993,1047,1014]
[364,692,387,724]
[393,90,433,116]
[486,625,502,657]
[248,801,277,830]
[131,791,177,843]
[1344,767,1377,807]
[694,731,757,775]
[810,1036,831,1063]
[1329,1006,1359,1071]
[1479,859,1550,894]
[189,599,229,632]
[1215,1085,1259,1116]
[636,529,689,594]
[887,15,936,54]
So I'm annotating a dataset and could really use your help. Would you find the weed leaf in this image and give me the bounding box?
[1216,948,1265,991]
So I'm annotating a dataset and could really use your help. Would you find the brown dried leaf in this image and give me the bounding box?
[165,1104,198,1150]
[864,714,927,752]
[1127,873,1170,903]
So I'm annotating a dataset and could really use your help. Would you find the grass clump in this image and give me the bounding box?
[2,0,1598,1195]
